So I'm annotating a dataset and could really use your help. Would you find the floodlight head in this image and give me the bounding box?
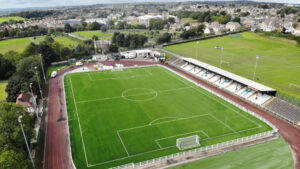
[18,115,23,123]
[34,66,37,70]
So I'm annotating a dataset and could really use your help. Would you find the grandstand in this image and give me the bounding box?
[168,56,300,127]
[168,56,276,107]
[265,98,300,126]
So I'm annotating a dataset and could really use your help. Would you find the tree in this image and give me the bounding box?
[22,43,38,58]
[109,44,119,53]
[157,33,171,44]
[232,17,241,23]
[86,22,102,30]
[64,23,73,33]
[101,25,108,32]
[184,23,190,27]
[167,17,175,24]
[6,55,43,102]
[0,54,16,80]
[149,18,165,30]
[0,149,31,169]
[44,36,54,44]
[0,102,34,169]
[3,51,21,65]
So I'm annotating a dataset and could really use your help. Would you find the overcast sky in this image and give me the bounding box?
[0,0,299,10]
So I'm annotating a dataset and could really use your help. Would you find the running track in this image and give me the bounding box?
[44,61,300,169]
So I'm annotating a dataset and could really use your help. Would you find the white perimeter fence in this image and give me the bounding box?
[111,130,276,169]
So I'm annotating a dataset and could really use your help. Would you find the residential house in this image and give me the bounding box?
[226,22,241,32]
[16,92,37,115]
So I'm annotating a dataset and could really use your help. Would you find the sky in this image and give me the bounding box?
[0,0,299,10]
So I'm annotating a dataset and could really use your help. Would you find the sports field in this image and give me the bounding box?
[0,38,31,54]
[164,32,300,100]
[173,138,293,169]
[34,35,81,48]
[0,16,25,24]
[72,31,113,40]
[64,66,272,169]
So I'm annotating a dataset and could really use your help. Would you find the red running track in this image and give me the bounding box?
[44,61,157,169]
[44,61,300,169]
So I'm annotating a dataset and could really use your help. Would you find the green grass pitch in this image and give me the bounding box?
[64,66,272,169]
[172,138,293,169]
[164,32,300,100]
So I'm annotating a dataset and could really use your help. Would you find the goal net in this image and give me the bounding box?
[176,135,200,150]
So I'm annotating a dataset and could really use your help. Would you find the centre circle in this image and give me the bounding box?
[122,88,157,102]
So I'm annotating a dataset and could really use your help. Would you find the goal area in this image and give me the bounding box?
[176,135,200,150]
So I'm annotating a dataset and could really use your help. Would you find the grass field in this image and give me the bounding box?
[164,32,300,100]
[0,82,7,101]
[173,138,293,169]
[181,18,198,24]
[0,16,25,24]
[0,38,31,54]
[72,31,113,40]
[34,35,81,48]
[64,66,272,169]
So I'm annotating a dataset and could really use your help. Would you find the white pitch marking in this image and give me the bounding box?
[69,76,90,167]
[76,86,191,103]
[161,67,261,127]
[209,114,236,132]
[149,117,180,125]
[117,131,130,156]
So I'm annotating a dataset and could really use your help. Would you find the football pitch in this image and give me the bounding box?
[64,66,272,169]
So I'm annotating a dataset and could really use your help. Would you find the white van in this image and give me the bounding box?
[76,61,83,66]
[51,71,57,78]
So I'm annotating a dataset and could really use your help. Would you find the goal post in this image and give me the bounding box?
[176,135,200,150]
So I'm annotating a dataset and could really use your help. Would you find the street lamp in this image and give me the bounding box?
[34,66,43,100]
[253,55,259,80]
[196,41,199,60]
[39,54,46,83]
[18,116,36,169]
[215,46,224,68]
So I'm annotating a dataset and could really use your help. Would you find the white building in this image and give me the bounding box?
[226,22,241,32]
[85,18,108,25]
[293,26,300,36]
[138,15,162,26]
